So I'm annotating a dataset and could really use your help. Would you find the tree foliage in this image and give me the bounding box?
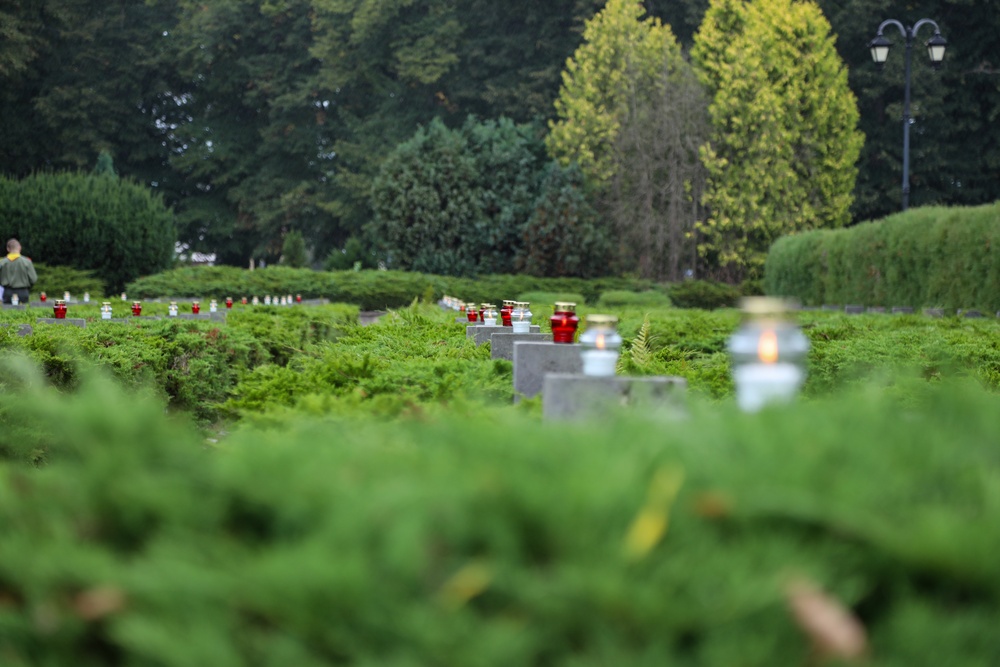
[369,117,547,276]
[518,162,612,278]
[692,0,864,281]
[0,171,176,292]
[546,0,683,187]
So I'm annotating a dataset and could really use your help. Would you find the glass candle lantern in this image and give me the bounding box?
[121,292,127,301]
[131,301,142,316]
[511,302,533,333]
[54,299,67,319]
[210,299,218,313]
[501,300,516,327]
[264,295,272,305]
[727,297,809,413]
[482,304,499,326]
[40,292,47,302]
[101,302,112,320]
[168,301,178,317]
[550,302,580,344]
[64,291,71,302]
[83,292,90,303]
[466,303,479,323]
[226,297,234,309]
[10,294,18,306]
[579,315,622,377]
[251,296,259,305]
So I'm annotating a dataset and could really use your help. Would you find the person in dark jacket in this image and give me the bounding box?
[0,238,38,304]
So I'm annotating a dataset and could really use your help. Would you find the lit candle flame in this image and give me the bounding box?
[758,330,779,364]
[596,333,606,350]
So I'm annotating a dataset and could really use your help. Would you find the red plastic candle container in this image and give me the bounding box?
[466,305,479,322]
[192,301,201,314]
[131,301,142,316]
[226,297,234,309]
[40,292,47,302]
[296,294,302,303]
[241,297,248,305]
[53,300,67,319]
[550,302,580,344]
[501,300,515,327]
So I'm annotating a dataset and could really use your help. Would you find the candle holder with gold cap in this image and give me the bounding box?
[727,297,809,412]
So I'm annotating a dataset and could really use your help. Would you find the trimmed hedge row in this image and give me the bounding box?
[125,266,665,310]
[764,202,1000,311]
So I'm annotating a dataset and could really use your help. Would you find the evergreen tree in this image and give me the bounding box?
[280,230,308,268]
[546,0,682,186]
[692,0,863,281]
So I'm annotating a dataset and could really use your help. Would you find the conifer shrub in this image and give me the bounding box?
[31,263,106,300]
[666,280,741,309]
[0,171,175,292]
[1,365,999,665]
[765,202,1000,310]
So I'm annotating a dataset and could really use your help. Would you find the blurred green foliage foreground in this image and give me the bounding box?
[1,354,999,665]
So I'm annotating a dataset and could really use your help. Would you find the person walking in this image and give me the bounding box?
[0,239,38,305]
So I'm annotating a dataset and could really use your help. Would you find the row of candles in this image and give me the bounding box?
[443,295,622,376]
[445,294,809,411]
[48,294,307,319]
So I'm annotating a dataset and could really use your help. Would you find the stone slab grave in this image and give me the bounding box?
[36,318,87,328]
[490,332,552,361]
[542,373,687,421]
[892,306,914,314]
[2,323,33,337]
[1,304,25,311]
[467,324,540,346]
[512,341,582,402]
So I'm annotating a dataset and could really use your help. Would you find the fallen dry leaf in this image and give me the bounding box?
[785,577,868,663]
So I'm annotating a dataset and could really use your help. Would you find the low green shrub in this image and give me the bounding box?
[1,366,1000,664]
[32,263,107,300]
[666,280,741,310]
[597,290,672,308]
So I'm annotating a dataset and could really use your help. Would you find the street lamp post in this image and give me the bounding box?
[868,19,947,211]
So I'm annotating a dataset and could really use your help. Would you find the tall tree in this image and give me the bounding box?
[546,0,682,186]
[692,0,863,281]
[546,0,705,280]
[166,0,331,265]
[0,0,181,185]
[610,62,709,280]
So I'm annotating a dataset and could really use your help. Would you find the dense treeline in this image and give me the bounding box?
[0,0,997,275]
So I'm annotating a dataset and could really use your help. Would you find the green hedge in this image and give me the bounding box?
[1,367,999,665]
[764,203,1000,310]
[125,266,665,310]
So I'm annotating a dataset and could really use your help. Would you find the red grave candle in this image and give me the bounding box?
[550,302,580,344]
[192,301,201,314]
[226,297,234,309]
[466,305,479,322]
[501,300,515,327]
[131,301,142,316]
[54,300,67,319]
[40,292,47,302]
[296,294,302,303]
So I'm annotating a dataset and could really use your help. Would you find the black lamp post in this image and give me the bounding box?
[868,19,947,211]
